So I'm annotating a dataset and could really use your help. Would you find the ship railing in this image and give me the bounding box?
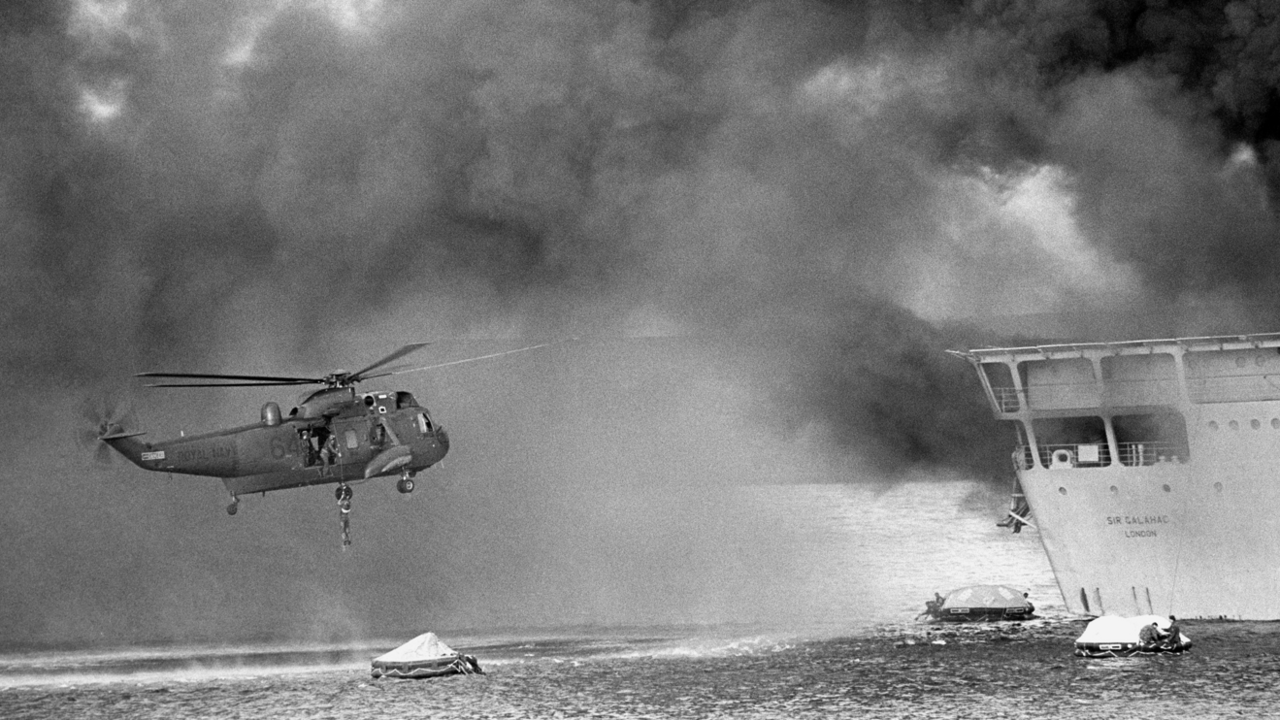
[1102,378,1181,405]
[991,387,1023,412]
[997,379,1185,412]
[1186,375,1280,404]
[1019,442,1184,469]
[1115,441,1185,466]
[1026,382,1101,410]
[1001,376,1280,408]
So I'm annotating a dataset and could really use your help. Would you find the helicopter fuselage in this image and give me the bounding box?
[103,388,449,497]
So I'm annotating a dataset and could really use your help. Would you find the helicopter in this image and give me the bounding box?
[91,342,554,545]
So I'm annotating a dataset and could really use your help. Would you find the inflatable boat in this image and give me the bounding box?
[1074,615,1191,657]
[920,585,1036,621]
[370,632,484,679]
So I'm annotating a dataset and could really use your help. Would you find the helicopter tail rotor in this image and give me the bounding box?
[76,395,137,465]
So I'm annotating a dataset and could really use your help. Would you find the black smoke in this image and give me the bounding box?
[9,0,1280,466]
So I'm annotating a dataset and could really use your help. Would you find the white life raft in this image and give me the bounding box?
[370,632,483,679]
[1074,615,1191,657]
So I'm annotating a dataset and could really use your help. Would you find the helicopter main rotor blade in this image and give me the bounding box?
[141,381,317,388]
[364,340,573,379]
[137,371,322,383]
[347,342,432,383]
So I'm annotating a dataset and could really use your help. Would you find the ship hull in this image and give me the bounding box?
[1020,453,1280,619]
[953,333,1280,620]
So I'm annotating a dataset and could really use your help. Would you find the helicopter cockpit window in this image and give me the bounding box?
[416,412,433,434]
[397,391,418,409]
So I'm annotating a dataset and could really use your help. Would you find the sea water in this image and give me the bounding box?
[736,481,1061,633]
[5,483,1278,719]
[0,482,1058,685]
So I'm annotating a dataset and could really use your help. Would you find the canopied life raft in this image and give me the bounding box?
[1074,615,1192,658]
[370,632,484,679]
[920,585,1036,621]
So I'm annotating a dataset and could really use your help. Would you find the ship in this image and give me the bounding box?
[949,333,1280,620]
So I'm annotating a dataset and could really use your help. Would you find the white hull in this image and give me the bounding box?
[954,333,1280,619]
[1021,453,1280,618]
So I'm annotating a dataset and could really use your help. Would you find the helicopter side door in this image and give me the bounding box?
[328,416,375,476]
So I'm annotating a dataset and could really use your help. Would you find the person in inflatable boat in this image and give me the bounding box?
[1138,622,1168,648]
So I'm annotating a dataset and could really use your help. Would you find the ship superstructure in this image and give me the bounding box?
[951,333,1280,619]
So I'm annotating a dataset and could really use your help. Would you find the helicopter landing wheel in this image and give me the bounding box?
[397,478,415,494]
[227,497,239,516]
[335,484,353,502]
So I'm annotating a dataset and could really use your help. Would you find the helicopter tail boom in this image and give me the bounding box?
[100,432,155,469]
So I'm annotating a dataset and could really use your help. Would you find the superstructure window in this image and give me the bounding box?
[1032,416,1109,469]
[1113,412,1189,466]
[1020,358,1098,410]
[1100,353,1178,405]
[1186,348,1280,403]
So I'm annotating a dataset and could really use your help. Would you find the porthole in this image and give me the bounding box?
[1229,420,1240,431]
[1253,419,1262,430]
[1208,421,1220,431]
[1058,487,1067,495]
[1109,485,1118,495]
[1272,418,1279,430]
[1214,482,1224,493]
[1162,484,1171,493]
